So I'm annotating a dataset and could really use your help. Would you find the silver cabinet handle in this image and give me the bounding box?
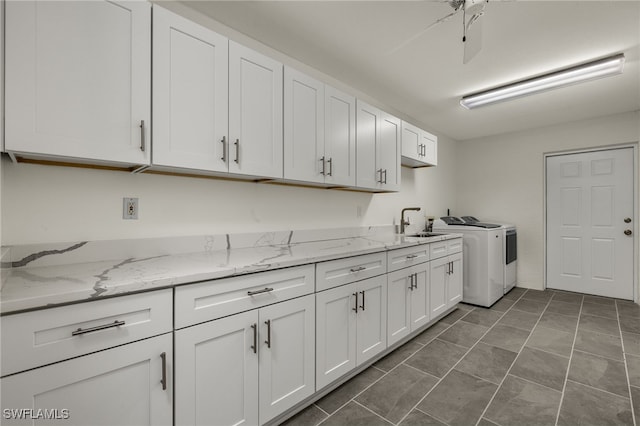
[72,320,125,336]
[234,139,240,164]
[247,287,274,296]
[377,168,383,183]
[250,323,257,354]
[350,266,366,273]
[320,156,326,176]
[328,157,333,176]
[624,217,632,223]
[624,229,633,236]
[353,292,359,313]
[384,169,388,184]
[160,352,167,391]
[413,273,418,289]
[139,120,145,152]
[264,319,271,348]
[360,290,365,311]
[406,254,418,259]
[409,273,414,290]
[220,136,227,162]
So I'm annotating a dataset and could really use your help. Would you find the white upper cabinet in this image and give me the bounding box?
[4,1,151,166]
[284,67,356,186]
[401,121,438,167]
[421,130,438,166]
[379,112,401,191]
[229,41,284,179]
[152,6,228,173]
[356,100,400,192]
[284,68,325,183]
[324,86,356,186]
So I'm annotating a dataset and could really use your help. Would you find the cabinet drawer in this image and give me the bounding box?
[430,238,462,259]
[175,265,314,329]
[387,244,429,272]
[1,289,173,377]
[316,252,387,291]
[447,238,463,254]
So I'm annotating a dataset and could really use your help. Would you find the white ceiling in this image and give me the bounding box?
[182,1,640,141]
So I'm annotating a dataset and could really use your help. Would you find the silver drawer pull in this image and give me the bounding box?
[350,266,366,273]
[71,320,125,336]
[160,352,167,391]
[139,120,146,152]
[406,254,418,259]
[247,287,274,296]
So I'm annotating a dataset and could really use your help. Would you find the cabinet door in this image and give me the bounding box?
[324,86,356,186]
[378,112,401,191]
[316,284,357,390]
[387,268,411,346]
[410,264,430,332]
[429,256,449,320]
[175,311,258,426]
[356,276,387,364]
[259,295,315,424]
[421,131,438,166]
[447,253,463,307]
[401,121,421,163]
[0,334,172,426]
[355,100,380,190]
[152,6,228,172]
[5,1,150,165]
[229,41,283,179]
[284,67,325,183]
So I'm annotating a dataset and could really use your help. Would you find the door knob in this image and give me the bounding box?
[624,218,632,223]
[624,229,632,236]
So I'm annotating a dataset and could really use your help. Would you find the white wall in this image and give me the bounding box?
[0,135,457,245]
[456,111,640,290]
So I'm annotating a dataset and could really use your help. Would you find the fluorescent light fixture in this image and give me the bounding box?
[460,53,625,109]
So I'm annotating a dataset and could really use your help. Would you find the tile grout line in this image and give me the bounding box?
[351,400,395,425]
[474,291,557,426]
[313,404,330,417]
[616,300,637,426]
[553,295,584,426]
[392,290,527,426]
[571,347,627,363]
[564,378,632,401]
[315,311,467,426]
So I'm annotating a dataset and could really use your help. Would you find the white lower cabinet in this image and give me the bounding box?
[0,333,173,426]
[430,252,463,319]
[387,263,429,346]
[175,294,315,426]
[175,310,258,426]
[316,275,387,390]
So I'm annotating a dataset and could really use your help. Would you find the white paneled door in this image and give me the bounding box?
[546,148,635,300]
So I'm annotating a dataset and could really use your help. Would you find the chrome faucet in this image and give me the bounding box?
[400,207,421,234]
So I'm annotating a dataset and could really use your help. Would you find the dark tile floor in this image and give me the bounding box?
[282,288,640,426]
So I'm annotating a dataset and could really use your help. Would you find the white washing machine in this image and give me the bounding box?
[462,216,517,295]
[433,217,505,307]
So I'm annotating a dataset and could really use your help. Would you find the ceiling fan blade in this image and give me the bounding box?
[386,9,459,55]
[462,6,485,63]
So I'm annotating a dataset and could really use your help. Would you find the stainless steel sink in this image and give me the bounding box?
[404,232,446,238]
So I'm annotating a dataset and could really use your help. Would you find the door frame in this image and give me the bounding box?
[543,143,638,302]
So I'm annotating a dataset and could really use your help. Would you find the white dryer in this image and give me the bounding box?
[433,217,505,307]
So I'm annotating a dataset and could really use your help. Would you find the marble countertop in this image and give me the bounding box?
[0,229,461,315]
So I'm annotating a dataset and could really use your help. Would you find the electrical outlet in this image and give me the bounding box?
[123,197,138,220]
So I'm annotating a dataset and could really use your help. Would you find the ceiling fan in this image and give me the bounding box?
[389,0,489,64]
